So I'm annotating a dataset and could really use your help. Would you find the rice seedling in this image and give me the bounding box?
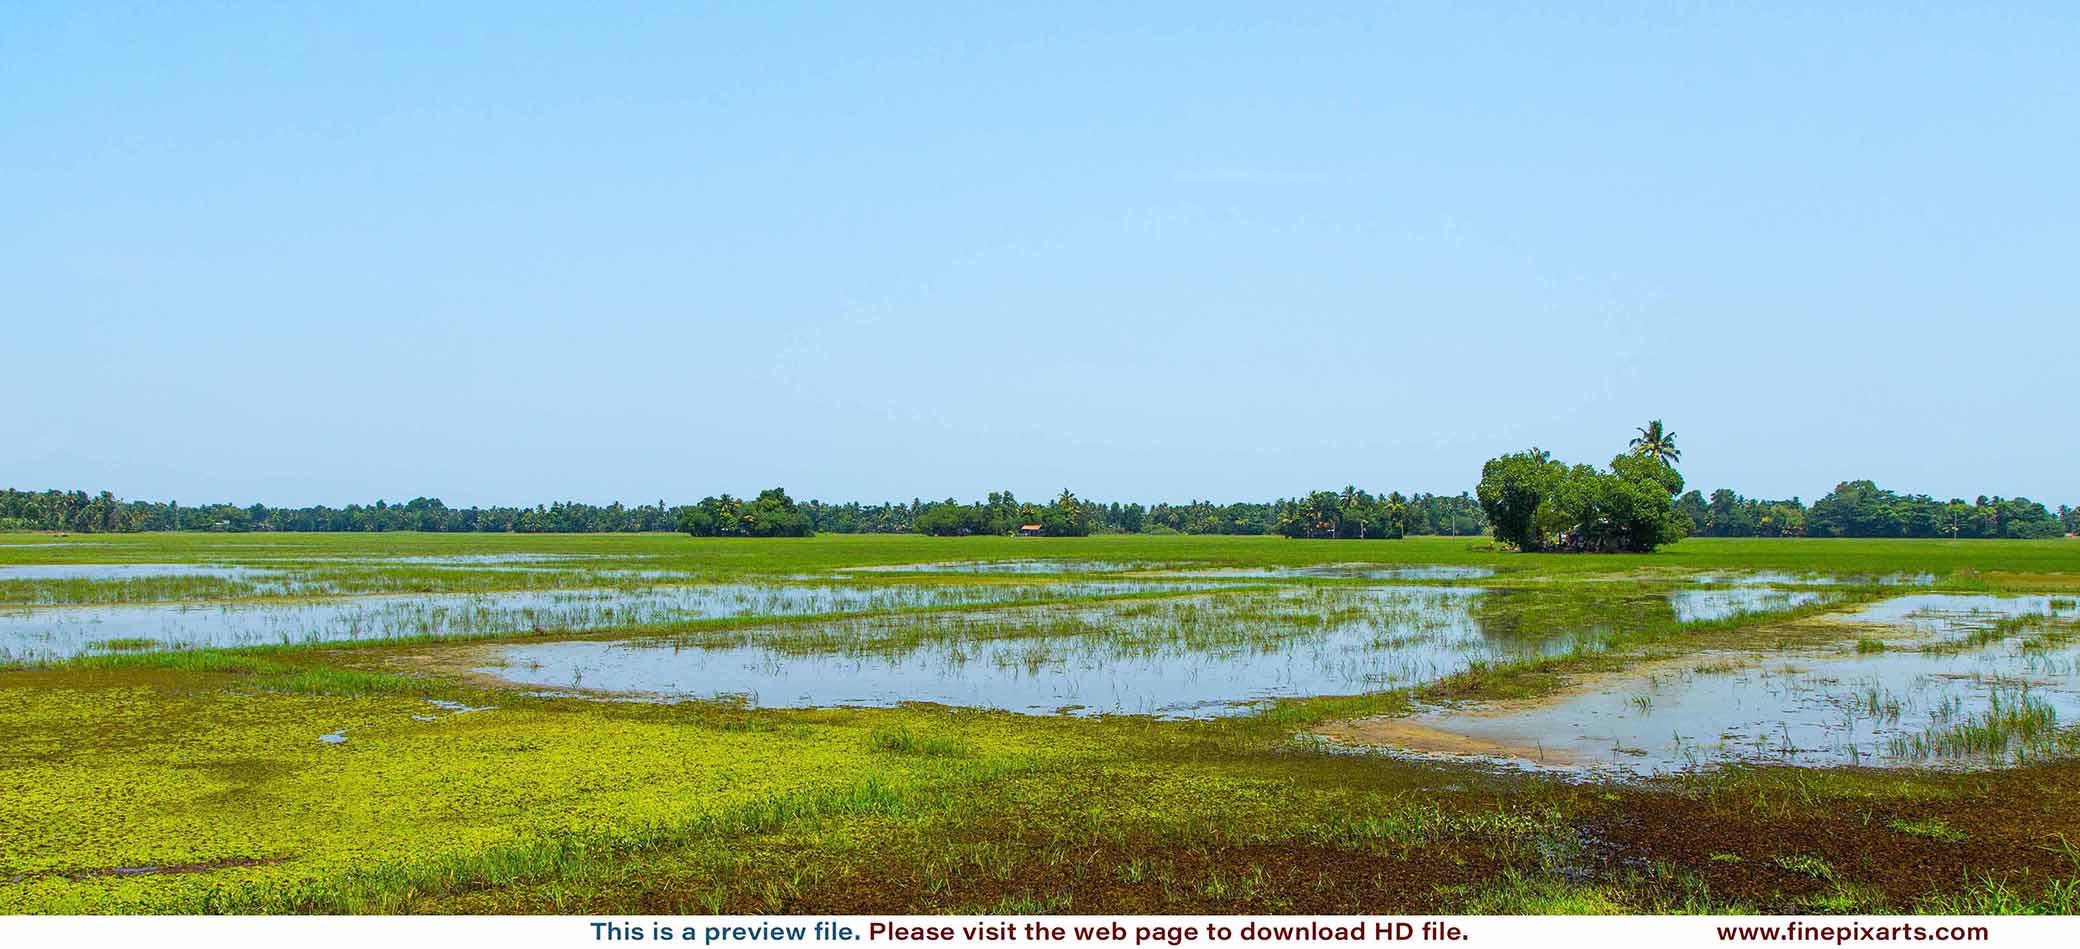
[1773,853,1836,880]
[1888,818,1966,842]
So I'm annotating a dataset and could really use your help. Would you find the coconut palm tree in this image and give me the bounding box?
[1338,486,1365,538]
[1629,419,1682,465]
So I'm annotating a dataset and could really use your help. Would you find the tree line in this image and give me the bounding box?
[1469,421,2072,552]
[0,491,699,535]
[905,489,1488,538]
[1675,482,2068,539]
[4,472,2068,541]
[0,485,1488,537]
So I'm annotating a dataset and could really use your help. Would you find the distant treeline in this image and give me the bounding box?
[1675,481,2072,539]
[0,487,1489,537]
[0,490,689,535]
[906,490,1488,538]
[4,482,2069,539]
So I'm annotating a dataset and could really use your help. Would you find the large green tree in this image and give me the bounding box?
[1476,446,1688,553]
[1474,449,1568,551]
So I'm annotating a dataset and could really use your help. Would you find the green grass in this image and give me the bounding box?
[1889,817,1967,842]
[1885,689,2075,764]
[86,637,159,652]
[1459,870,1627,914]
[6,531,2079,589]
[1917,876,2080,914]
[867,726,972,758]
[1773,853,1837,880]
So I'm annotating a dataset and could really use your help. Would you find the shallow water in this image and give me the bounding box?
[1687,571,1935,587]
[478,586,1585,718]
[0,563,274,582]
[1373,594,2077,775]
[425,698,495,714]
[253,553,619,566]
[0,580,1206,661]
[1667,588,1831,623]
[1161,564,1497,581]
[0,559,709,607]
[395,565,696,580]
[837,560,1161,574]
[1833,593,2063,635]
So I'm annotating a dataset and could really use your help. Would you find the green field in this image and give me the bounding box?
[5,532,2080,914]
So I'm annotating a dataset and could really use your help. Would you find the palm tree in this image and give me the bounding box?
[1336,486,1365,538]
[1629,419,1682,464]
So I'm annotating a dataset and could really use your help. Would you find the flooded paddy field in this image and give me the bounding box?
[0,579,1219,662]
[473,582,1864,717]
[1152,564,1498,581]
[1325,594,2080,774]
[6,533,2080,914]
[835,559,1164,574]
[0,563,275,582]
[1666,587,1831,622]
[477,587,1561,717]
[1687,570,1935,587]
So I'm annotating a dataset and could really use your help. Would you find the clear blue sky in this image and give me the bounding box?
[4,3,2074,507]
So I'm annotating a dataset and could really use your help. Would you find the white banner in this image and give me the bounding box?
[0,915,2062,949]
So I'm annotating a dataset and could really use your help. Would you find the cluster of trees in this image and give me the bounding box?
[1402,493,1491,536]
[1133,500,1273,535]
[678,489,814,537]
[1272,488,1407,539]
[1808,482,2063,539]
[1474,421,1693,553]
[795,500,927,534]
[1674,483,2065,539]
[1476,450,1691,553]
[914,491,1092,537]
[1471,420,2074,551]
[1675,490,1810,538]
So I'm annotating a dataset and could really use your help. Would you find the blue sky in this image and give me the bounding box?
[4,3,2074,507]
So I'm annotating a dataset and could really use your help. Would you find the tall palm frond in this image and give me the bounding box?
[1629,419,1682,464]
